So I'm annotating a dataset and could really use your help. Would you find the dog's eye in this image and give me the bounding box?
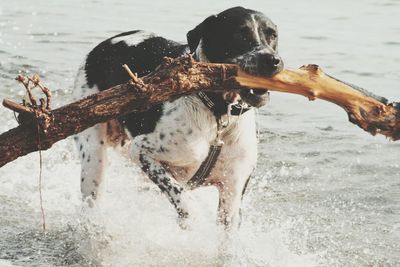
[264,28,277,40]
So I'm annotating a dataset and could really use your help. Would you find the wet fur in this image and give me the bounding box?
[74,6,282,228]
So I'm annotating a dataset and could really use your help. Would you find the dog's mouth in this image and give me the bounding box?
[223,60,274,108]
[239,89,270,108]
[222,91,240,103]
[223,51,283,108]
[222,89,270,109]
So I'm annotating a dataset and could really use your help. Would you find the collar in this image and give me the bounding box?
[192,50,251,117]
[197,91,251,117]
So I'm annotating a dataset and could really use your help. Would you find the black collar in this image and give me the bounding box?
[192,52,251,117]
[197,91,251,117]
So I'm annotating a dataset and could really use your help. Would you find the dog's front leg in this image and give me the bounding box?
[216,185,243,230]
[216,175,252,230]
[138,153,191,221]
[214,177,251,265]
[75,123,108,206]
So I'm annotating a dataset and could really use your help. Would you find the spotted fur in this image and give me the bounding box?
[74,6,282,228]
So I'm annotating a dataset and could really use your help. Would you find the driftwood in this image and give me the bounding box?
[0,55,399,168]
[237,65,400,140]
[0,56,243,167]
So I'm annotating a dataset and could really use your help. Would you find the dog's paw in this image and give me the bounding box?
[175,192,202,230]
[177,216,191,230]
[216,229,251,266]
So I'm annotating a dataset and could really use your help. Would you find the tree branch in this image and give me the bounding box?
[0,55,398,168]
[0,55,242,167]
[235,64,400,140]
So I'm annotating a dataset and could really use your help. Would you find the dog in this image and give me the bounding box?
[73,6,283,228]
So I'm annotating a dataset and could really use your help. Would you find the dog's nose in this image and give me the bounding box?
[272,55,281,67]
[256,53,282,76]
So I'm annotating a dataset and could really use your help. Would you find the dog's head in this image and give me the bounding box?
[187,6,283,107]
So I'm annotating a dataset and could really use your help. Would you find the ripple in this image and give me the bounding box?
[0,225,102,266]
[0,61,48,83]
[300,36,329,40]
[317,126,334,131]
[41,40,93,45]
[36,39,51,43]
[384,41,400,46]
[302,151,321,157]
[358,72,375,77]
[0,71,14,80]
[376,1,399,6]
[340,70,377,77]
[30,32,72,37]
[331,16,351,21]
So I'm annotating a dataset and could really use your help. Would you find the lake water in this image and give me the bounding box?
[0,0,399,266]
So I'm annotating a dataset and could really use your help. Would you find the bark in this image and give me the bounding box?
[0,56,399,168]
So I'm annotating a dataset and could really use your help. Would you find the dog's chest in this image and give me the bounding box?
[132,95,257,184]
[138,96,217,164]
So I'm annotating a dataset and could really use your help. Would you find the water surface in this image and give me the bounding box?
[0,0,399,266]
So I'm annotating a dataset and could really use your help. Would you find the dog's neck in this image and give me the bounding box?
[192,40,251,118]
[193,40,235,117]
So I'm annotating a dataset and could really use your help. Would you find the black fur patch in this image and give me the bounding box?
[199,92,229,117]
[84,31,188,137]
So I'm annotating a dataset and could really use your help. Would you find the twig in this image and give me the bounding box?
[3,99,33,114]
[16,74,37,107]
[28,74,52,110]
[122,64,139,82]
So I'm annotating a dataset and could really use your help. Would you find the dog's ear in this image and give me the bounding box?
[187,15,217,53]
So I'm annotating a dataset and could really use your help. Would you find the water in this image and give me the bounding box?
[0,0,399,266]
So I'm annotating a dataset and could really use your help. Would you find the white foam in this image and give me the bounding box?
[72,151,317,267]
[0,142,317,267]
[0,259,21,267]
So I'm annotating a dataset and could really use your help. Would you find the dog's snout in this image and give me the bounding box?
[256,53,283,76]
[272,55,281,67]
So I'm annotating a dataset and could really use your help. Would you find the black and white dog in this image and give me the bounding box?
[73,6,283,228]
